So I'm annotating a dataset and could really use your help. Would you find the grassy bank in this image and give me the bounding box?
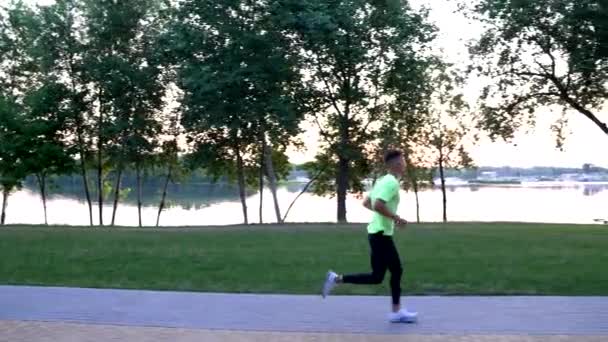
[0,223,606,295]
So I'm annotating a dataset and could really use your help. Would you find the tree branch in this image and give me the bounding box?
[315,61,344,118]
[528,38,605,133]
[281,165,326,222]
[313,113,332,144]
[504,92,560,111]
[551,81,608,135]
[543,73,608,135]
[533,37,557,77]
[512,70,550,79]
[321,75,344,118]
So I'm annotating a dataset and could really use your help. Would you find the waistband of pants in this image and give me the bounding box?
[369,231,389,237]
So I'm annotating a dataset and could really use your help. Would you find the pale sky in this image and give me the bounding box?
[27,0,608,168]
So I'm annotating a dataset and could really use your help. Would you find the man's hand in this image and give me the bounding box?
[395,216,408,227]
[373,199,406,227]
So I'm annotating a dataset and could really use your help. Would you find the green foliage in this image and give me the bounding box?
[81,0,166,165]
[426,69,475,171]
[0,97,26,192]
[170,0,307,185]
[0,1,40,193]
[302,147,372,197]
[33,0,96,169]
[273,0,436,214]
[22,81,76,174]
[466,0,608,142]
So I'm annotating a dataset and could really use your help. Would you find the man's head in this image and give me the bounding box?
[384,149,405,175]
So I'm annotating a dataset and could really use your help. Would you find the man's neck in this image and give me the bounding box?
[388,170,401,179]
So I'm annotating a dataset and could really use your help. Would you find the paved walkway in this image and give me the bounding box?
[1,286,607,341]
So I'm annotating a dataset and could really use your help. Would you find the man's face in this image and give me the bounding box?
[396,156,406,174]
[389,156,406,174]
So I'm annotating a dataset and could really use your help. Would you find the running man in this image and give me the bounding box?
[321,149,418,323]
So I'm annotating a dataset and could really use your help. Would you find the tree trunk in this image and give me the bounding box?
[68,46,93,227]
[97,89,104,226]
[411,176,421,223]
[136,161,143,228]
[156,166,172,227]
[264,144,282,223]
[110,166,123,226]
[404,151,421,223]
[414,185,420,223]
[97,158,103,226]
[336,156,349,223]
[235,145,248,225]
[439,154,447,223]
[36,173,48,225]
[336,108,350,223]
[78,152,93,226]
[1,188,9,225]
[258,138,264,224]
[76,129,93,226]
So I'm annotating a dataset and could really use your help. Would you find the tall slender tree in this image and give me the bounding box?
[275,0,436,222]
[0,1,40,225]
[81,0,166,226]
[34,0,96,225]
[169,0,308,224]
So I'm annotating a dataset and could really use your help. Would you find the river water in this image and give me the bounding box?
[3,181,607,226]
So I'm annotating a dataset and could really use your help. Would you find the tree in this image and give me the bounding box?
[34,0,96,226]
[425,71,474,223]
[153,87,186,227]
[82,0,166,227]
[276,0,436,222]
[380,53,439,223]
[169,0,307,225]
[122,45,166,227]
[0,97,27,225]
[402,157,433,223]
[263,143,293,223]
[0,1,40,225]
[22,82,76,225]
[466,0,608,144]
[428,124,473,223]
[20,1,87,225]
[155,140,185,227]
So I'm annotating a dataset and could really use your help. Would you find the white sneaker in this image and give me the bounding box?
[388,309,418,323]
[321,270,338,298]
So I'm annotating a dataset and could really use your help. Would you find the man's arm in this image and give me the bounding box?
[372,179,407,225]
[363,196,372,210]
[373,199,401,222]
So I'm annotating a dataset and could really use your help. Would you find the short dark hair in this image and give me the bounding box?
[384,149,402,164]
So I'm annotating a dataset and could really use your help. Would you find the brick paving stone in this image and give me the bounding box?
[1,321,606,342]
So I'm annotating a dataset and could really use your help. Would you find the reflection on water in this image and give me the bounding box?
[40,182,245,209]
[3,181,607,226]
[448,182,608,197]
[582,184,606,196]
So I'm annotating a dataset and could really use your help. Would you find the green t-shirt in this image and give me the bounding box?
[367,174,400,236]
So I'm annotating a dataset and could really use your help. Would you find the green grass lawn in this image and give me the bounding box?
[0,223,607,295]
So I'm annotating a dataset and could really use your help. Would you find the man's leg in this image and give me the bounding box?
[385,238,403,312]
[322,234,387,298]
[341,235,388,285]
[385,238,417,323]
